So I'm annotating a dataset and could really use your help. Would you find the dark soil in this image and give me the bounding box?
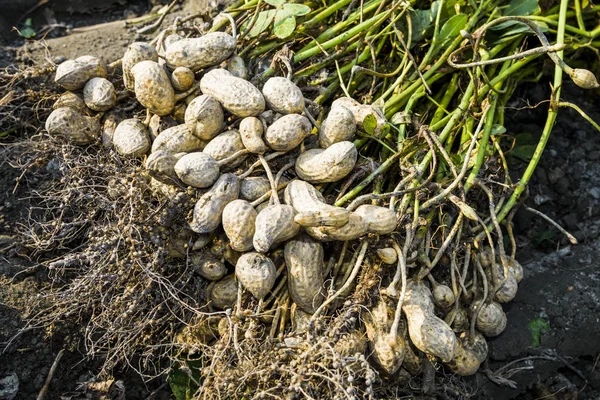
[1,1,600,399]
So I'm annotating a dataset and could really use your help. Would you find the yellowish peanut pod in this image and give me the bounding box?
[236,252,276,299]
[239,117,268,154]
[264,114,311,151]
[174,152,220,188]
[354,204,397,234]
[364,299,406,375]
[122,42,158,91]
[83,77,116,112]
[475,301,507,337]
[226,55,248,79]
[331,96,387,134]
[113,118,151,158]
[377,248,397,265]
[190,253,227,281]
[200,68,265,117]
[295,141,357,183]
[207,274,238,309]
[165,32,236,71]
[284,181,350,227]
[55,55,107,91]
[145,150,181,184]
[253,204,300,253]
[222,199,257,252]
[170,66,195,92]
[184,94,224,141]
[190,173,240,234]
[131,60,175,116]
[53,92,89,115]
[203,130,246,167]
[45,107,99,145]
[319,105,356,148]
[151,124,205,154]
[262,77,305,114]
[304,212,368,242]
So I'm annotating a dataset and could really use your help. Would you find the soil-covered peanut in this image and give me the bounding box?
[122,42,158,91]
[475,301,507,337]
[236,252,276,299]
[304,212,368,241]
[262,77,305,114]
[319,105,356,148]
[151,124,205,154]
[200,69,265,117]
[208,274,238,309]
[507,257,523,282]
[190,173,240,233]
[45,107,99,145]
[190,253,227,281]
[101,110,121,148]
[53,92,89,115]
[284,234,325,314]
[377,248,397,265]
[293,208,350,228]
[295,141,357,183]
[148,114,177,141]
[240,176,272,201]
[284,180,348,227]
[170,66,195,92]
[165,32,236,71]
[331,96,387,134]
[445,332,488,376]
[493,265,518,303]
[353,204,397,234]
[222,200,257,252]
[131,60,175,116]
[227,55,248,79]
[264,114,311,151]
[402,281,456,362]
[113,118,151,158]
[55,55,107,91]
[184,94,224,141]
[239,117,268,154]
[174,152,220,188]
[203,130,246,166]
[253,204,300,253]
[83,77,116,112]
[364,299,406,375]
[145,150,181,184]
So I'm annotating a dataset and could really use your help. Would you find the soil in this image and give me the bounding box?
[1,1,600,399]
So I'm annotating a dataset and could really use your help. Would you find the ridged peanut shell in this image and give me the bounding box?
[295,141,357,183]
[475,301,507,337]
[152,124,205,154]
[190,173,240,234]
[208,275,238,309]
[319,105,356,148]
[264,114,311,151]
[227,55,248,79]
[174,152,220,188]
[200,68,265,117]
[304,212,368,242]
[240,176,271,201]
[53,92,89,115]
[402,281,456,362]
[262,77,305,114]
[131,60,175,116]
[432,283,455,309]
[354,204,397,234]
[101,110,121,148]
[83,77,116,112]
[45,107,99,145]
[165,33,236,71]
[171,67,195,92]
[145,150,180,184]
[493,264,518,303]
[190,253,227,281]
[377,248,397,265]
[184,94,224,140]
[222,200,257,252]
[113,118,151,157]
[507,257,523,282]
[239,117,268,154]
[55,55,107,91]
[253,204,300,253]
[284,180,350,227]
[148,114,177,141]
[331,97,387,134]
[236,252,276,299]
[284,234,325,314]
[364,299,406,375]
[444,332,487,376]
[122,42,158,91]
[203,130,246,167]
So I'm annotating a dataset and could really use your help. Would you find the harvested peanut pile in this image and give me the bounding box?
[7,0,600,398]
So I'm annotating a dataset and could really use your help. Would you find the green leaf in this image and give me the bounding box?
[169,369,191,400]
[490,20,548,39]
[248,10,277,37]
[283,3,311,16]
[264,0,285,7]
[504,0,540,16]
[511,144,537,162]
[362,114,377,135]
[409,1,441,44]
[528,318,550,348]
[491,124,507,135]
[438,13,467,44]
[273,9,296,39]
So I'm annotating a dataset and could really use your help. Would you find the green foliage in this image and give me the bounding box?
[528,317,550,348]
[18,18,36,39]
[169,359,203,400]
[244,1,311,39]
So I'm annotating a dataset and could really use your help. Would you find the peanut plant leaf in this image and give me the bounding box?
[264,0,285,7]
[273,9,296,39]
[504,0,540,16]
[248,10,277,38]
[438,13,467,45]
[283,3,311,16]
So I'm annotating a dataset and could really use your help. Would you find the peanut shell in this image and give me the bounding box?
[45,107,99,145]
[239,117,268,154]
[284,180,350,227]
[174,152,220,188]
[284,233,325,314]
[240,176,271,201]
[304,212,368,242]
[227,55,248,79]
[264,114,311,151]
[184,94,224,141]
[152,124,205,154]
[55,55,107,91]
[53,92,89,115]
[190,173,240,233]
[222,199,257,252]
[364,299,406,375]
[190,253,227,281]
[101,110,121,149]
[207,274,238,310]
[200,68,265,117]
[475,301,507,337]
[131,60,175,116]
[331,96,387,134]
[170,66,195,92]
[113,118,151,158]
[145,150,181,184]
[83,77,116,112]
[319,105,356,148]
[122,42,158,91]
[236,252,276,299]
[165,33,236,71]
[203,130,246,167]
[253,204,300,253]
[295,141,357,183]
[354,204,397,234]
[262,77,305,114]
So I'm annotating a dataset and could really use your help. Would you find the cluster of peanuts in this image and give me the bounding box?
[43,26,523,378]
